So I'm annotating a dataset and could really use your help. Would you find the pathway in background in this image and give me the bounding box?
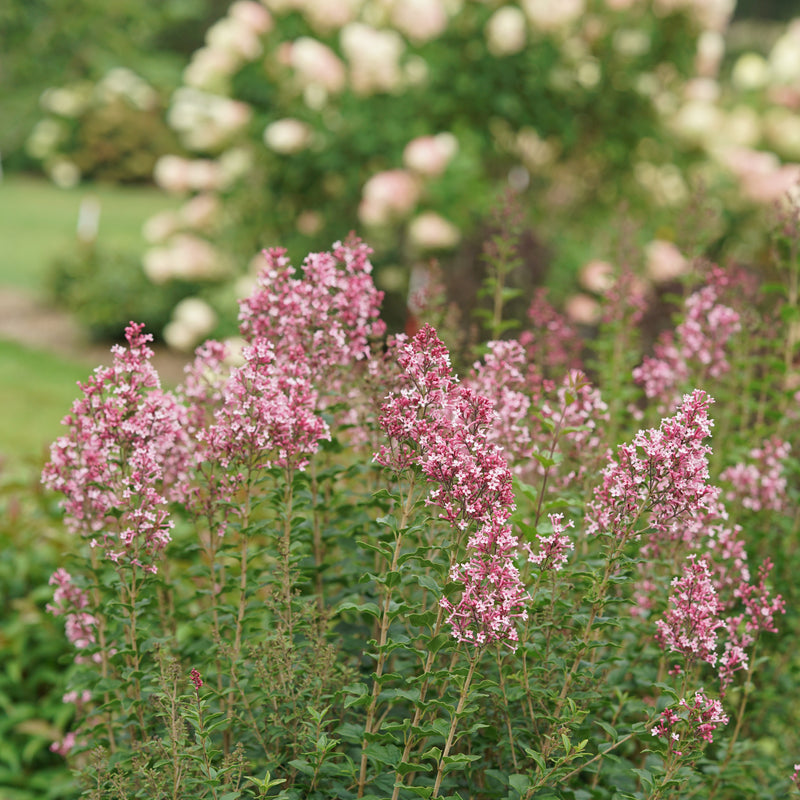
[0,287,189,385]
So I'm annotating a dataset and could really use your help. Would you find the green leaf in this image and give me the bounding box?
[337,599,381,620]
[508,773,531,795]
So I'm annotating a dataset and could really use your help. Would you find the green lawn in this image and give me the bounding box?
[0,174,179,470]
[0,174,179,292]
[0,340,90,471]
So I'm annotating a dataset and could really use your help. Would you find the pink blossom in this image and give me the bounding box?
[525,513,574,572]
[587,390,722,540]
[190,667,204,691]
[407,211,460,250]
[656,555,724,669]
[652,690,728,756]
[634,280,740,409]
[466,339,533,471]
[47,569,97,651]
[521,288,584,379]
[359,169,419,226]
[200,338,330,478]
[403,134,457,177]
[645,240,688,284]
[289,37,346,93]
[42,323,190,573]
[720,437,790,513]
[50,731,78,758]
[391,0,448,43]
[239,237,385,391]
[376,325,528,650]
[340,23,405,95]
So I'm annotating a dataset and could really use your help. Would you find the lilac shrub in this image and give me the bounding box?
[42,235,798,799]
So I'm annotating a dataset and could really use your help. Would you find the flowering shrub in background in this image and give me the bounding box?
[25,68,179,187]
[41,212,800,798]
[122,0,800,350]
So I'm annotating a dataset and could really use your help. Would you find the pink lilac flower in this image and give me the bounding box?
[199,339,330,501]
[524,512,574,572]
[176,339,232,437]
[720,437,790,513]
[376,325,528,650]
[633,281,741,410]
[466,339,533,471]
[50,731,78,758]
[190,667,203,692]
[734,558,786,636]
[521,287,584,379]
[679,691,728,743]
[539,370,609,488]
[586,389,723,540]
[42,323,190,573]
[238,236,385,384]
[656,555,724,669]
[651,690,728,756]
[47,568,97,651]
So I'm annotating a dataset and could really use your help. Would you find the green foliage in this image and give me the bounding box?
[0,472,77,799]
[31,215,800,800]
[46,243,206,342]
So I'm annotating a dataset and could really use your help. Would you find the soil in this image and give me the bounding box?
[0,287,190,385]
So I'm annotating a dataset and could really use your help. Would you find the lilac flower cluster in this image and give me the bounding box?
[586,389,721,540]
[524,513,574,572]
[633,282,741,409]
[238,236,386,384]
[46,568,96,653]
[466,339,533,471]
[655,555,725,669]
[521,287,583,380]
[42,323,190,573]
[376,325,528,650]
[200,339,330,476]
[651,690,729,756]
[720,436,791,513]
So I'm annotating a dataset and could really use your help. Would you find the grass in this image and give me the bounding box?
[0,340,91,472]
[0,173,180,470]
[0,174,179,292]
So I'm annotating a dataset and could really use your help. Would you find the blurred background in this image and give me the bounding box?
[1,1,800,795]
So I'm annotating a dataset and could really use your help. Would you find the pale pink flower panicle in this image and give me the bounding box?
[586,389,722,540]
[375,325,529,650]
[47,568,97,652]
[633,281,740,410]
[651,690,728,757]
[238,237,385,384]
[200,338,330,478]
[50,731,78,758]
[42,323,190,573]
[176,339,233,437]
[655,555,724,670]
[720,436,790,513]
[525,512,575,572]
[522,288,583,378]
[466,339,533,471]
